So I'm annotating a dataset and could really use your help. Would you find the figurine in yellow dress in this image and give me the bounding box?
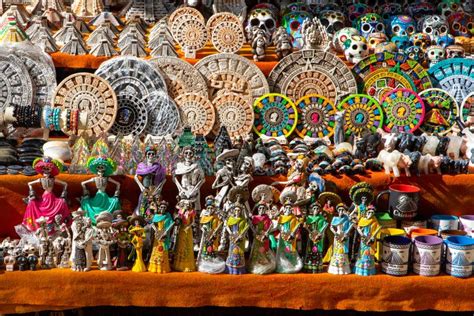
[172,199,197,272]
[148,200,175,273]
[128,214,147,273]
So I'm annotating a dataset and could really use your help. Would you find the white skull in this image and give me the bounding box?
[246,8,277,40]
[343,35,369,64]
[422,15,449,40]
[426,45,445,67]
[332,27,359,53]
[445,45,465,58]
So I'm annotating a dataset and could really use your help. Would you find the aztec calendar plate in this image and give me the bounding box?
[461,92,474,125]
[353,52,432,102]
[428,58,474,105]
[95,56,167,100]
[149,57,208,99]
[172,18,208,55]
[418,88,458,135]
[195,53,269,101]
[381,88,425,133]
[211,21,245,53]
[52,72,118,136]
[175,93,215,136]
[294,94,336,139]
[168,7,205,27]
[253,93,298,138]
[110,94,148,137]
[337,94,384,136]
[0,54,33,111]
[268,50,357,105]
[144,91,181,137]
[212,93,254,138]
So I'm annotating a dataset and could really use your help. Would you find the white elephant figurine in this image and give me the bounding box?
[377,149,413,177]
[418,154,442,175]
[462,128,474,160]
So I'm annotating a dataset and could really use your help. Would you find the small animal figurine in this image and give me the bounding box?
[377,149,413,177]
[354,206,381,276]
[418,154,442,175]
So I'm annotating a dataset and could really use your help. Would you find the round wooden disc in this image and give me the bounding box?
[337,94,384,136]
[206,12,242,32]
[419,88,458,135]
[52,72,118,136]
[175,93,215,136]
[172,18,208,52]
[211,21,245,53]
[168,7,205,27]
[295,94,336,139]
[212,92,254,138]
[381,88,425,133]
[253,93,298,138]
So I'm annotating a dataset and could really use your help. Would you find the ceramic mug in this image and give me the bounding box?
[376,184,420,220]
[409,228,438,240]
[459,215,474,237]
[430,215,459,233]
[375,212,397,228]
[401,219,427,235]
[382,235,411,276]
[375,228,406,262]
[413,235,443,276]
[445,236,474,278]
[440,230,468,264]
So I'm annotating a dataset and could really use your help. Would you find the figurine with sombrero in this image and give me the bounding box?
[22,157,70,233]
[303,202,328,274]
[80,156,121,225]
[172,198,197,272]
[95,211,115,271]
[354,205,381,276]
[112,211,131,271]
[148,200,175,274]
[128,214,147,273]
[272,154,309,204]
[212,148,239,208]
[349,182,375,218]
[71,209,86,272]
[328,203,354,275]
[224,202,249,275]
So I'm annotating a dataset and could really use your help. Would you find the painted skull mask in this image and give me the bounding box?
[319,9,346,34]
[410,33,432,51]
[422,15,449,39]
[391,35,410,50]
[405,45,425,63]
[435,34,455,47]
[355,13,385,39]
[448,12,473,37]
[282,11,313,49]
[282,2,311,16]
[374,41,397,53]
[332,27,359,52]
[246,8,278,40]
[407,2,435,18]
[445,44,465,58]
[437,0,463,19]
[379,3,402,26]
[426,45,445,67]
[343,34,369,64]
[390,15,416,37]
[367,32,388,51]
[348,3,370,25]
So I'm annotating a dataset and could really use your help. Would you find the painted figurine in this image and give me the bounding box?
[128,214,147,272]
[52,214,72,268]
[272,156,308,204]
[304,202,328,273]
[148,200,175,273]
[234,156,254,217]
[328,204,354,275]
[135,146,166,216]
[23,157,70,233]
[69,209,84,270]
[83,217,95,271]
[248,202,276,275]
[197,196,225,274]
[276,199,303,273]
[173,199,197,272]
[224,204,249,275]
[36,216,54,269]
[95,211,115,271]
[212,149,239,208]
[112,211,131,271]
[72,215,86,272]
[80,156,121,225]
[354,206,382,276]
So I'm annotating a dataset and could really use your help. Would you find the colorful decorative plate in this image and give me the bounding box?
[418,88,458,135]
[461,92,474,125]
[337,94,384,135]
[253,93,298,138]
[381,88,425,133]
[428,58,474,105]
[294,94,336,138]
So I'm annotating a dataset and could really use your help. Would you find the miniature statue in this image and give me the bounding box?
[377,149,413,177]
[26,245,38,271]
[197,196,225,274]
[36,216,54,269]
[83,217,95,271]
[52,214,72,268]
[81,156,121,225]
[301,17,331,51]
[248,202,276,274]
[251,27,268,62]
[17,249,28,271]
[273,26,293,59]
[234,156,254,216]
[349,182,374,218]
[272,156,308,204]
[72,216,86,272]
[334,111,345,146]
[4,244,16,272]
[173,199,197,272]
[212,149,239,208]
[354,206,381,276]
[95,211,115,271]
[148,200,175,273]
[303,202,328,273]
[112,211,131,271]
[328,204,354,275]
[276,199,303,273]
[22,157,70,233]
[224,203,249,274]
[173,146,205,211]
[135,146,166,216]
[128,214,147,272]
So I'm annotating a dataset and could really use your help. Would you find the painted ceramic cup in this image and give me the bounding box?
[445,236,474,278]
[440,230,468,264]
[430,215,459,233]
[459,215,474,237]
[409,228,438,240]
[413,235,443,276]
[376,212,397,228]
[382,235,411,276]
[376,184,420,220]
[376,228,406,262]
[401,219,427,235]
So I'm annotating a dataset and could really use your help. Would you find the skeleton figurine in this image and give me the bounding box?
[36,216,54,269]
[72,217,87,272]
[301,17,331,51]
[251,27,269,62]
[273,26,293,59]
[95,212,115,271]
[233,156,254,217]
[52,214,72,268]
[212,149,239,209]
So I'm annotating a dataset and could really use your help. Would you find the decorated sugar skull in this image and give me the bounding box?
[282,11,313,49]
[319,9,346,34]
[448,12,473,37]
[437,0,463,19]
[422,15,449,39]
[367,32,388,51]
[435,34,455,47]
[246,8,278,40]
[391,35,410,50]
[282,2,311,16]
[390,15,416,37]
[374,41,397,53]
[332,27,359,52]
[405,46,425,63]
[426,45,445,67]
[379,3,402,25]
[407,2,435,18]
[343,35,369,64]
[445,44,465,58]
[355,13,385,39]
[410,33,431,51]
[348,3,370,25]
